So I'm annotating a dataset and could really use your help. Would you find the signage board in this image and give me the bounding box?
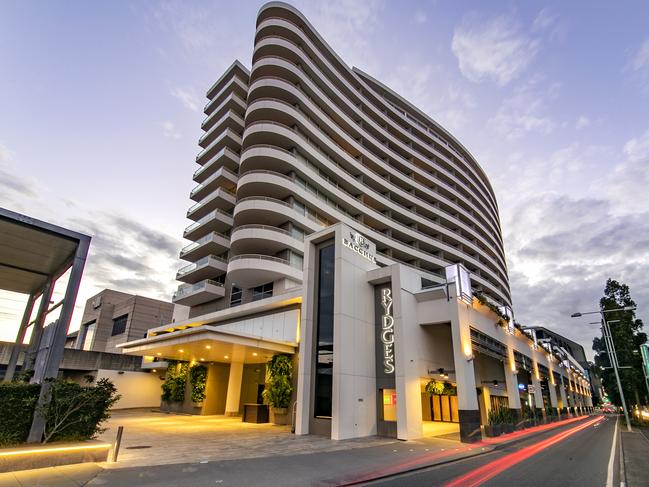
[444,263,473,304]
[342,229,376,264]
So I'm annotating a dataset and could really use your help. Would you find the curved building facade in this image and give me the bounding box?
[122,2,593,446]
[173,2,510,315]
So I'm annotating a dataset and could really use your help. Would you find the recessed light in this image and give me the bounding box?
[200,358,205,361]
[178,349,184,353]
[224,355,229,359]
[252,352,258,356]
[205,345,211,349]
[152,369,157,373]
[156,353,162,356]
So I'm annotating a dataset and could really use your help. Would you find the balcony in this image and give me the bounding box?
[176,254,228,284]
[187,187,236,221]
[183,210,234,241]
[193,147,240,184]
[190,166,238,202]
[172,279,226,307]
[201,94,247,133]
[227,254,302,288]
[204,77,248,117]
[180,232,231,262]
[230,224,304,255]
[196,128,242,166]
[198,110,245,149]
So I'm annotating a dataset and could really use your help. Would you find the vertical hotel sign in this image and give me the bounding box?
[381,288,395,374]
[641,344,649,380]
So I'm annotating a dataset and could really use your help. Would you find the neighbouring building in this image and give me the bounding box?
[119,2,593,443]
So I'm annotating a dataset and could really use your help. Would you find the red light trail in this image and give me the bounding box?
[443,416,605,487]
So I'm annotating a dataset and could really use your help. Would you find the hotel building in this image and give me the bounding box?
[120,2,592,442]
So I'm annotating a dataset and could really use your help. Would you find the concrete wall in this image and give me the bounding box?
[96,369,164,409]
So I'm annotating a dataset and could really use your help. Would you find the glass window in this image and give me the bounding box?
[252,282,273,301]
[381,389,397,421]
[230,286,242,307]
[314,244,335,418]
[111,314,128,336]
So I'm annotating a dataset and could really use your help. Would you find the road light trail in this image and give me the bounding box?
[443,416,604,487]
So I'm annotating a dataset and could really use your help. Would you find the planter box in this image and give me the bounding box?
[483,425,495,437]
[0,440,110,473]
[503,423,514,434]
[270,407,290,425]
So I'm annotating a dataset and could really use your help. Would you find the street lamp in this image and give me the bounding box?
[571,306,636,432]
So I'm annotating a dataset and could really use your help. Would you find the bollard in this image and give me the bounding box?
[111,426,124,463]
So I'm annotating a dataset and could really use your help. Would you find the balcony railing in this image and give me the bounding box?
[173,279,224,300]
[180,232,230,257]
[177,254,227,278]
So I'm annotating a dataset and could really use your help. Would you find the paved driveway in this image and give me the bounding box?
[99,409,396,468]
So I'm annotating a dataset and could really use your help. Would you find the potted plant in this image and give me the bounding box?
[486,409,502,437]
[262,354,293,425]
[501,408,514,433]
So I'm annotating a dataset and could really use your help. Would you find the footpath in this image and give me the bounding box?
[620,425,649,487]
[0,415,593,487]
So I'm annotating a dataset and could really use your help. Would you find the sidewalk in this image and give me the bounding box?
[0,416,591,487]
[621,427,649,487]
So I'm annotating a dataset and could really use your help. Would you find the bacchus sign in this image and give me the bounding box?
[342,230,376,264]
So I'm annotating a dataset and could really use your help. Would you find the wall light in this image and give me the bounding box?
[466,354,475,362]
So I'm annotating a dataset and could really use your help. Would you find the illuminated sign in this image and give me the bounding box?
[342,230,376,264]
[380,287,395,374]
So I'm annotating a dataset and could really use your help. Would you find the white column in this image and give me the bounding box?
[503,348,522,411]
[559,374,568,410]
[531,369,544,411]
[225,361,244,416]
[548,378,558,409]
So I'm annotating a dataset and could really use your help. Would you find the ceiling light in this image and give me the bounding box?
[156,353,162,356]
[178,349,184,353]
[252,352,258,356]
[205,345,211,349]
[200,358,205,361]
[224,355,229,359]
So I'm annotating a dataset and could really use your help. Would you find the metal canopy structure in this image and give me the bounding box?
[0,207,91,442]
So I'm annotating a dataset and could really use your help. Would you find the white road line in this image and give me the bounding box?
[606,417,618,487]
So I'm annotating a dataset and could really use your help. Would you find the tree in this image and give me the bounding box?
[592,279,647,407]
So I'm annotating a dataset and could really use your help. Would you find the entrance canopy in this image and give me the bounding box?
[0,207,88,295]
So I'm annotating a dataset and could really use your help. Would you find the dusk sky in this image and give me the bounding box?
[1,0,647,360]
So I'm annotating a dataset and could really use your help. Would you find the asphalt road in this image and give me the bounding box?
[369,415,617,487]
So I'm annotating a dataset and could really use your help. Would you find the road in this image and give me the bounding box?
[368,415,617,487]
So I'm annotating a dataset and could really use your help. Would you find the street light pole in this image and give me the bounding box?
[571,306,635,432]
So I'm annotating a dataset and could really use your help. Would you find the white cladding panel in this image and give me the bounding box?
[218,308,298,343]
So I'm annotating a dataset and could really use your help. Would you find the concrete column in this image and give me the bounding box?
[449,286,480,443]
[28,238,89,442]
[559,374,568,413]
[225,361,244,416]
[3,294,36,382]
[503,348,522,423]
[23,282,54,372]
[531,371,544,414]
[548,378,558,409]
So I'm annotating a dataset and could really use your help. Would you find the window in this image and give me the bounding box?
[314,244,335,418]
[252,282,273,301]
[230,286,242,307]
[111,314,128,336]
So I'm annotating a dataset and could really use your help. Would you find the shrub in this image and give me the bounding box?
[425,379,444,396]
[189,364,208,403]
[262,354,293,408]
[38,377,120,443]
[161,360,188,402]
[0,383,40,446]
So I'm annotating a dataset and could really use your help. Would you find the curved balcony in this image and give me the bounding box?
[180,232,230,262]
[183,210,234,241]
[233,196,323,232]
[204,76,248,116]
[193,147,240,184]
[172,279,226,307]
[190,166,238,202]
[227,254,302,288]
[230,224,304,255]
[187,187,236,221]
[176,254,228,284]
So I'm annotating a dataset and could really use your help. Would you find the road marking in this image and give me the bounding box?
[606,417,618,487]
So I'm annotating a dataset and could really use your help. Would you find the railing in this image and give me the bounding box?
[191,166,237,197]
[193,147,239,180]
[184,209,233,235]
[232,224,303,240]
[173,279,224,300]
[228,254,302,270]
[235,196,330,227]
[180,232,231,256]
[177,255,227,277]
[198,110,245,147]
[201,92,247,129]
[187,187,236,215]
[196,129,242,164]
[204,76,248,113]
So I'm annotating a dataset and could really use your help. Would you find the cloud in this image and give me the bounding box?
[170,87,200,112]
[531,8,557,33]
[490,78,559,139]
[414,11,427,24]
[451,13,539,86]
[161,120,181,139]
[630,38,649,72]
[623,127,649,161]
[575,115,590,130]
[605,128,649,214]
[0,142,41,198]
[0,142,14,163]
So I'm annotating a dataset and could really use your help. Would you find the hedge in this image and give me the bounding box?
[0,383,40,447]
[0,378,119,446]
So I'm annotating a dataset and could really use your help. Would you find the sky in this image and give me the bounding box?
[1,0,648,361]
